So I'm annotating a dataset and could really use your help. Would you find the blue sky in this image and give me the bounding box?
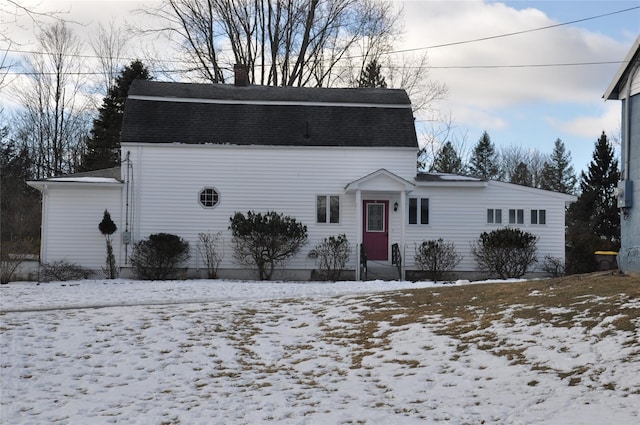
[2,0,639,174]
[400,0,639,173]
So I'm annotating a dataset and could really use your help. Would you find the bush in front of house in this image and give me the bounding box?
[229,211,308,280]
[130,233,190,280]
[40,260,91,282]
[471,227,538,279]
[198,231,223,279]
[98,209,118,279]
[414,238,462,282]
[314,234,351,281]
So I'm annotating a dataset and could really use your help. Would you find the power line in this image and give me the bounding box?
[4,60,629,77]
[383,5,640,56]
[1,5,637,65]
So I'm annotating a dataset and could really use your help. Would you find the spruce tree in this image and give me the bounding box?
[80,60,151,171]
[539,138,577,194]
[430,141,465,174]
[358,60,387,88]
[468,131,501,180]
[510,162,533,187]
[566,132,620,274]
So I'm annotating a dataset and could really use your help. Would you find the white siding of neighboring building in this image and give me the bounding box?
[41,184,123,271]
[403,181,572,274]
[122,143,416,275]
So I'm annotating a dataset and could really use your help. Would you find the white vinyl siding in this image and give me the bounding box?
[41,185,122,269]
[123,143,416,271]
[404,182,573,273]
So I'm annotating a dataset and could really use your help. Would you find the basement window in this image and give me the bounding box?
[199,188,220,208]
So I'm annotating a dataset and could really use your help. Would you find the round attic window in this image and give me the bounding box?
[199,187,220,208]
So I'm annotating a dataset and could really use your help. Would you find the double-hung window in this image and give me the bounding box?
[509,209,524,224]
[531,209,546,224]
[317,195,340,223]
[487,208,502,224]
[409,198,429,224]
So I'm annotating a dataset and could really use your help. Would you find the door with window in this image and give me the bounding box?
[363,200,389,261]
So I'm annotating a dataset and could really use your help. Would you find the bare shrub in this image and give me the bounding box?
[314,234,351,281]
[540,255,566,278]
[198,232,223,279]
[414,238,462,282]
[1,239,36,284]
[40,260,91,282]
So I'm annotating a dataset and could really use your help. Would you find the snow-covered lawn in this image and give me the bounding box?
[1,279,639,424]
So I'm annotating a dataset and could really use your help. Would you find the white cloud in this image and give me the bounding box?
[398,1,630,114]
[551,102,622,139]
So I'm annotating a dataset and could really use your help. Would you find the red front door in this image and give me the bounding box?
[363,200,389,261]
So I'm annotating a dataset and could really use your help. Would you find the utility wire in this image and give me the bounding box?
[4,60,630,76]
[1,5,638,65]
[382,5,640,56]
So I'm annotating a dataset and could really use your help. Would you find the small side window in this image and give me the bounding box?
[199,188,219,208]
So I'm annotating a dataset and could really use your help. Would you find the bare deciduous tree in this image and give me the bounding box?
[13,22,91,178]
[138,0,401,87]
[90,20,130,97]
[500,145,548,188]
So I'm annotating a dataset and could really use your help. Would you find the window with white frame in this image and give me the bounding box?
[317,195,340,223]
[509,209,524,224]
[531,209,546,224]
[409,198,429,224]
[199,187,219,208]
[487,208,502,224]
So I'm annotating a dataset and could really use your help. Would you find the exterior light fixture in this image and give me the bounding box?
[393,201,399,212]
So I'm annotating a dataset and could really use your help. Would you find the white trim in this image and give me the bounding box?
[128,94,412,109]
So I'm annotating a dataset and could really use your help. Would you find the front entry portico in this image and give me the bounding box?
[344,168,415,280]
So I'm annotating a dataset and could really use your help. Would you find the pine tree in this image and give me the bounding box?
[431,141,465,174]
[510,161,533,187]
[539,138,577,194]
[358,60,387,88]
[468,131,501,180]
[566,132,620,274]
[80,60,151,171]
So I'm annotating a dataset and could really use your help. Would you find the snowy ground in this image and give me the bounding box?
[1,278,639,424]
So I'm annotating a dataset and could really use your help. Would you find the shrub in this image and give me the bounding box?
[198,231,223,279]
[98,210,118,279]
[229,211,307,280]
[540,255,565,278]
[1,238,35,284]
[314,234,351,281]
[414,238,462,282]
[40,260,90,282]
[130,233,190,280]
[471,227,538,279]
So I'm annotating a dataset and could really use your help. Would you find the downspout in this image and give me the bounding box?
[40,184,49,264]
[355,189,362,280]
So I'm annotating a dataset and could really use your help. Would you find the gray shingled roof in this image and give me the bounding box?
[120,80,418,148]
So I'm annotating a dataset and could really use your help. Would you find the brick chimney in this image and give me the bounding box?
[234,64,248,87]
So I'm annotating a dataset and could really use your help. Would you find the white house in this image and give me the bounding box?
[604,35,640,274]
[29,77,575,280]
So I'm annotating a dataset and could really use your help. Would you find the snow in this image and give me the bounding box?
[46,177,120,183]
[1,278,639,424]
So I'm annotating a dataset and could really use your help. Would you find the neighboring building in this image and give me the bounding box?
[604,35,640,274]
[29,77,575,281]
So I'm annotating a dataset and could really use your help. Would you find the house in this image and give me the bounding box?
[28,75,575,281]
[604,35,640,274]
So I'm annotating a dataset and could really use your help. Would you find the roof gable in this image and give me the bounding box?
[121,81,418,148]
[604,35,640,100]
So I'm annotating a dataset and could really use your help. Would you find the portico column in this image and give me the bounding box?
[400,190,406,280]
